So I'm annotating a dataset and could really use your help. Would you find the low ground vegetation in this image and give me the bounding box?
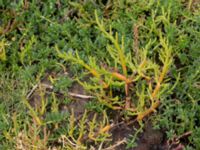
[0,0,200,149]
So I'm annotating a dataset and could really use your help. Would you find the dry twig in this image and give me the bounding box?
[102,138,127,150]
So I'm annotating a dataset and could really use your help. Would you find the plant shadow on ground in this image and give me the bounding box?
[0,0,200,150]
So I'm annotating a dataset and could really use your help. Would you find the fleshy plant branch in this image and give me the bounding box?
[137,35,173,121]
[56,11,173,122]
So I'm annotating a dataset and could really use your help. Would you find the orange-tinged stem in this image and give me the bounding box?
[90,124,113,141]
[152,82,160,99]
[99,124,112,134]
[111,72,132,108]
[103,82,109,89]
[152,64,168,99]
[125,83,129,96]
[136,101,160,121]
[112,72,132,83]
[83,64,99,78]
[112,72,126,80]
[90,69,99,77]
[136,63,170,121]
